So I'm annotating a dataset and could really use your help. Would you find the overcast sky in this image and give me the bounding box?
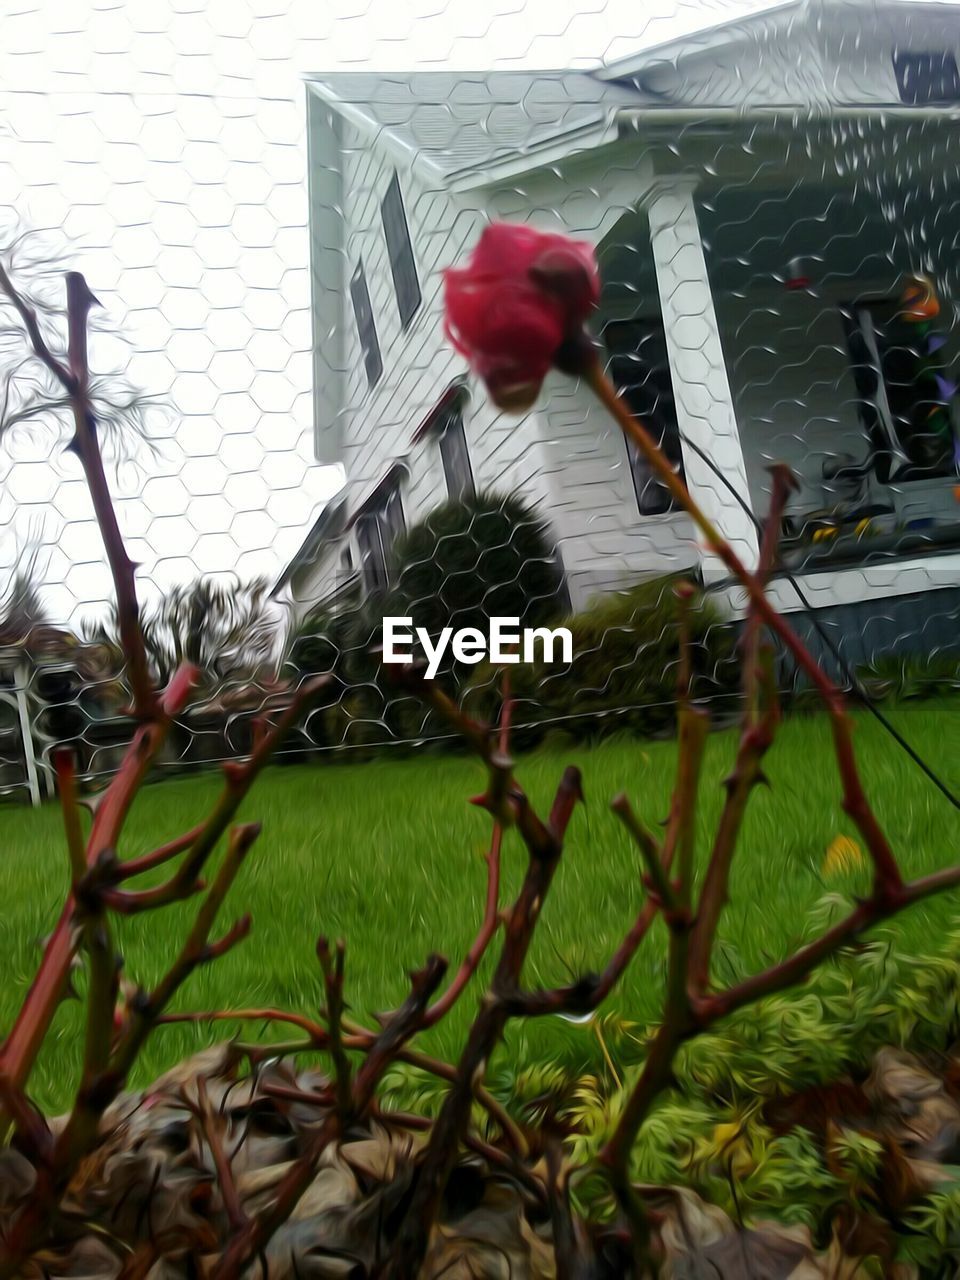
[1,0,779,629]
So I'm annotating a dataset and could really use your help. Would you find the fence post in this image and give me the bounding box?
[14,658,42,808]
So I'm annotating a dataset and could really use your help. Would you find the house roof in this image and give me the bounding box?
[270,491,349,598]
[594,0,804,84]
[305,69,656,182]
[307,0,960,187]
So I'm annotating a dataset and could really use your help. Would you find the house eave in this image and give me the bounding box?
[446,97,960,192]
[594,0,804,82]
[304,78,448,185]
[271,490,348,599]
[445,115,623,191]
[615,103,960,129]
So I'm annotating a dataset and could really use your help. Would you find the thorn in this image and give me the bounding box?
[79,789,106,816]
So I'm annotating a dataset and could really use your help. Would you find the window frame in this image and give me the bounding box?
[381,172,422,330]
[437,406,475,501]
[603,317,686,517]
[841,298,957,484]
[350,258,383,390]
[356,479,405,595]
[893,50,960,105]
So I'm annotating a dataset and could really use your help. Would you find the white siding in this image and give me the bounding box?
[537,375,697,611]
[299,116,559,615]
[486,156,701,609]
[337,128,556,518]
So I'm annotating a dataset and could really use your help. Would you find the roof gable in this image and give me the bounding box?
[308,1,960,187]
[305,69,654,182]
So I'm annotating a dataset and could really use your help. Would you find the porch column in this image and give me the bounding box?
[646,178,759,578]
[14,659,41,809]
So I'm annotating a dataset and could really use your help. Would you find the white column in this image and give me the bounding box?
[646,178,759,578]
[14,659,41,808]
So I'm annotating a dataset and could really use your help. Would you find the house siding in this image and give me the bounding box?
[487,157,702,610]
[296,114,558,618]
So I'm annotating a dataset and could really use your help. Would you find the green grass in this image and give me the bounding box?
[3,701,960,1113]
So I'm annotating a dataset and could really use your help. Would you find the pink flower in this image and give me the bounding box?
[444,223,599,412]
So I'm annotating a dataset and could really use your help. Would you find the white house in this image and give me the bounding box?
[277,0,960,668]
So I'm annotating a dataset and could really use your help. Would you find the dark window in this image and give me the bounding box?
[350,259,383,389]
[893,50,960,104]
[841,299,957,482]
[381,173,421,328]
[437,408,474,500]
[603,318,685,516]
[357,480,405,594]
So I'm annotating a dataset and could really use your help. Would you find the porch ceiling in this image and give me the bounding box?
[599,176,960,300]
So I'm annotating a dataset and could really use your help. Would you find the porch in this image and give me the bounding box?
[593,146,960,607]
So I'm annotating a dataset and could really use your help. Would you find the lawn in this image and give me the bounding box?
[3,700,960,1114]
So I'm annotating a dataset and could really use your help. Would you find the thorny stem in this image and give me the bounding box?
[687,469,793,992]
[63,273,155,719]
[0,267,200,1105]
[110,824,260,1079]
[317,936,352,1120]
[0,667,196,1099]
[422,675,511,1028]
[385,765,583,1276]
[696,862,960,1022]
[0,265,154,718]
[193,1076,248,1231]
[116,822,207,880]
[159,1004,528,1158]
[579,351,960,1271]
[598,612,706,1268]
[211,956,447,1280]
[0,825,261,1278]
[611,793,676,912]
[584,355,904,899]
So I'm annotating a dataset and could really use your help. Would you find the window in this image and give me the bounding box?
[893,50,960,105]
[350,259,382,389]
[356,479,405,594]
[603,318,685,516]
[841,299,957,482]
[437,407,474,500]
[381,172,421,328]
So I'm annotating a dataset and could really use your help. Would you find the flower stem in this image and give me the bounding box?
[582,354,904,897]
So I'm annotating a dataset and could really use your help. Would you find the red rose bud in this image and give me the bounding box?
[444,222,600,413]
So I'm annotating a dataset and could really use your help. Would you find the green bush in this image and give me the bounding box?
[387,489,565,641]
[286,587,401,756]
[288,492,567,752]
[465,575,738,747]
[856,651,960,703]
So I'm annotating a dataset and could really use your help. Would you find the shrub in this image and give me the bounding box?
[387,489,565,641]
[288,491,568,752]
[465,575,738,747]
[856,651,960,702]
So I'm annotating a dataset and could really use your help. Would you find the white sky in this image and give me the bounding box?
[1,0,776,628]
